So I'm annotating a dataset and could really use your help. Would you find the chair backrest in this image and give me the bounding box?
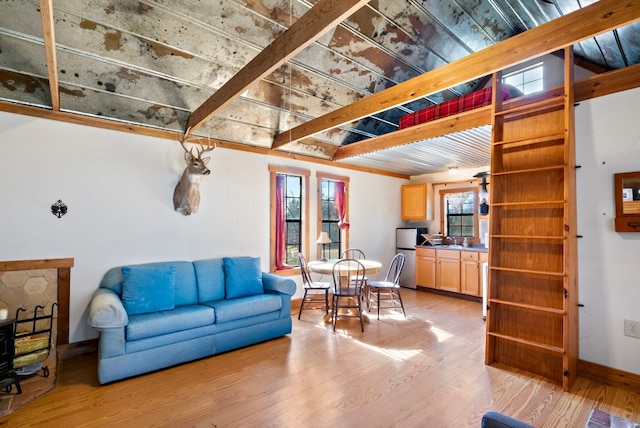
[385,253,406,285]
[298,253,313,287]
[332,259,365,296]
[340,248,366,260]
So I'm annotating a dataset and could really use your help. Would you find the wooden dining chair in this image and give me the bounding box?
[331,259,366,332]
[340,248,366,260]
[297,253,332,319]
[340,248,368,302]
[367,253,406,319]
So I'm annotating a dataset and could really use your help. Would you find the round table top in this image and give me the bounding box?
[307,259,382,275]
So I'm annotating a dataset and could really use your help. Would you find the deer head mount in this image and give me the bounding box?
[173,134,216,215]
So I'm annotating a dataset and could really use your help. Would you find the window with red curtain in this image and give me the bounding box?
[269,166,309,274]
[318,173,349,259]
[274,174,288,270]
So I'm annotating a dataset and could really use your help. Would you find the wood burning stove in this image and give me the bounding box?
[0,319,21,394]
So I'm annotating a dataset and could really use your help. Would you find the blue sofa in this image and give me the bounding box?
[87,257,296,384]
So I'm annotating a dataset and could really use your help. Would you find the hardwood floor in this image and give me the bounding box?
[2,290,639,427]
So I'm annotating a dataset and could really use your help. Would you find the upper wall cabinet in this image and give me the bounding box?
[401,183,432,221]
[615,171,640,232]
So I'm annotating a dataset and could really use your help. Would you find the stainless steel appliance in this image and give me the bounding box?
[396,227,428,289]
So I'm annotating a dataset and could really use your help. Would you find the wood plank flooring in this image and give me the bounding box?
[2,290,639,427]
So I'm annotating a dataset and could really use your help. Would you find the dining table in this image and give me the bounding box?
[306,259,382,276]
[306,258,382,325]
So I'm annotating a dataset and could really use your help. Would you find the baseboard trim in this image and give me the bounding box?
[58,339,97,360]
[578,359,640,393]
[416,286,482,302]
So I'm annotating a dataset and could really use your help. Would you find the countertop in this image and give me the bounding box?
[416,244,488,253]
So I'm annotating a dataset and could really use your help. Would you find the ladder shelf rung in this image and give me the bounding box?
[494,96,565,117]
[492,165,565,176]
[491,235,565,240]
[488,298,565,315]
[493,132,566,148]
[486,332,565,354]
[489,266,565,277]
[492,200,565,207]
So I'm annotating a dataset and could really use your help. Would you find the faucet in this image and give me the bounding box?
[447,236,457,246]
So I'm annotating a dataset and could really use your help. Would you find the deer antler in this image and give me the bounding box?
[178,130,216,158]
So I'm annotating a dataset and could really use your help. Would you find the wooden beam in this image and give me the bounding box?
[39,0,60,111]
[575,62,640,102]
[0,101,407,179]
[333,106,491,160]
[273,0,640,148]
[185,0,370,135]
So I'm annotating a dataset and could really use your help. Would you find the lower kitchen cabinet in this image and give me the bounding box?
[460,251,480,296]
[436,249,460,293]
[416,247,435,288]
[416,247,487,297]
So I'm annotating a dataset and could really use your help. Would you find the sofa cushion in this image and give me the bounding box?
[203,294,282,323]
[121,265,176,315]
[223,257,264,299]
[193,258,225,303]
[126,305,215,341]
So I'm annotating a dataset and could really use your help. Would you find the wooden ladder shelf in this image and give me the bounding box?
[484,47,579,392]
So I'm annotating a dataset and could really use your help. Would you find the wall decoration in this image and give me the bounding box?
[51,200,67,218]
[622,188,633,201]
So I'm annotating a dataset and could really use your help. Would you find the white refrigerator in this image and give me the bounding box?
[396,227,428,289]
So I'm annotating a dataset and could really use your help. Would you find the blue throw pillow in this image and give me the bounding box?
[121,265,176,315]
[223,257,264,299]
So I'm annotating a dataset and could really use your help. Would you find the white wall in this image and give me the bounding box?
[575,86,640,375]
[0,111,405,343]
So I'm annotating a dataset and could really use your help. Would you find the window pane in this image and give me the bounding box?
[524,80,543,94]
[286,197,300,219]
[286,175,301,197]
[286,222,300,244]
[504,74,522,87]
[524,66,543,81]
[461,226,474,236]
[461,216,474,226]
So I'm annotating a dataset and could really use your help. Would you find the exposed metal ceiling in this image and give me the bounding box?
[1,0,639,176]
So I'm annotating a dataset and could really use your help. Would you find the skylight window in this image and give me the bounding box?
[503,63,544,95]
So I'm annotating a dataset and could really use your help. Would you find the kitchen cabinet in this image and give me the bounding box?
[486,48,578,391]
[460,251,480,296]
[416,247,487,296]
[415,247,435,288]
[436,249,460,293]
[401,183,432,221]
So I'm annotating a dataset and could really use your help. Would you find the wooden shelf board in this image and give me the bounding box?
[489,298,565,314]
[491,235,565,240]
[493,132,566,148]
[492,200,565,207]
[494,96,565,117]
[487,332,565,354]
[489,266,565,277]
[492,165,566,176]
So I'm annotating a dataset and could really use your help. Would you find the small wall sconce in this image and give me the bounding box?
[474,172,490,215]
[448,166,459,175]
[51,200,68,218]
[316,231,332,261]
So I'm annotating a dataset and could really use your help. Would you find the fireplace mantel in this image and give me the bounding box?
[0,258,73,346]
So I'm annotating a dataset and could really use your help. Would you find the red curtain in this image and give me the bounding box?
[275,175,288,269]
[335,181,350,230]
